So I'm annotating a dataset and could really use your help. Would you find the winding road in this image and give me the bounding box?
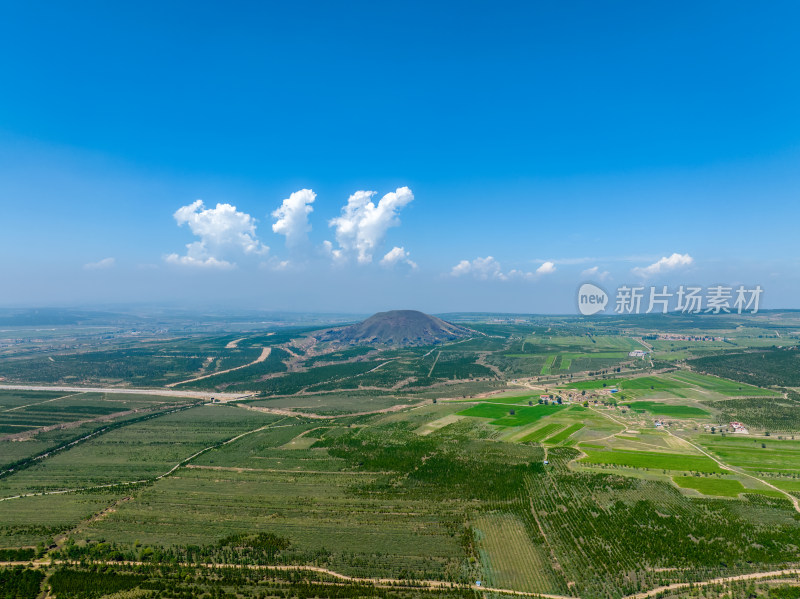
[166,347,272,388]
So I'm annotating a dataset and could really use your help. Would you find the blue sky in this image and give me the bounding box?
[1,1,798,313]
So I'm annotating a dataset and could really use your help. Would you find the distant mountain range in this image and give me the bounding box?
[319,309,473,347]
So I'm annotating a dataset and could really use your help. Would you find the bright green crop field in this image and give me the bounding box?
[625,401,709,417]
[580,449,723,473]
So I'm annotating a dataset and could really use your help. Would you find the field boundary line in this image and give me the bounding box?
[1,391,85,413]
[428,352,440,377]
[0,402,202,482]
[155,417,291,480]
[0,417,291,502]
[365,360,396,374]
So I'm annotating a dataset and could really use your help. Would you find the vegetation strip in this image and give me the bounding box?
[0,559,576,598]
[0,415,290,501]
[0,401,203,480]
[3,560,797,599]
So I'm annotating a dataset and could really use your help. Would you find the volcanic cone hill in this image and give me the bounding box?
[320,310,473,347]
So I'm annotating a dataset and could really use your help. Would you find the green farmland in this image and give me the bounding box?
[0,390,180,436]
[625,401,709,417]
[673,476,747,497]
[457,402,566,427]
[580,448,723,473]
[2,313,800,598]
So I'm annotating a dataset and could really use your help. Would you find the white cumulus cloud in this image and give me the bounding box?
[507,269,536,280]
[451,257,560,281]
[164,254,234,269]
[581,265,610,280]
[380,246,417,269]
[272,189,316,247]
[633,253,694,278]
[536,261,556,275]
[84,257,115,270]
[327,187,414,264]
[450,256,507,280]
[321,240,344,264]
[166,199,267,268]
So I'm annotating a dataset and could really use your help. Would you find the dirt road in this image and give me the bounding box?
[237,402,417,420]
[166,347,272,388]
[2,557,794,599]
[0,559,575,598]
[0,383,246,401]
[623,568,800,599]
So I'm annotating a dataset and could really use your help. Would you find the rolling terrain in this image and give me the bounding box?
[1,311,800,598]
